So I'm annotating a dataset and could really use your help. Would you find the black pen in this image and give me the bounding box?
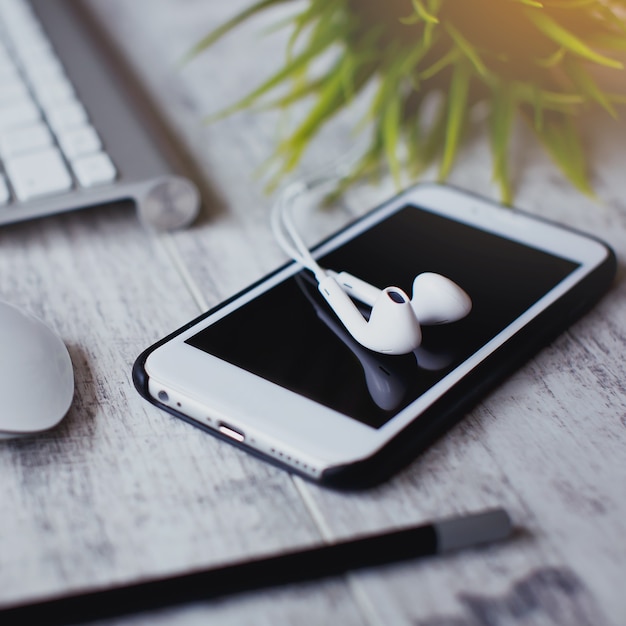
[0,507,512,626]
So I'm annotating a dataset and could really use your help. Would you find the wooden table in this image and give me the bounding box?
[1,1,625,624]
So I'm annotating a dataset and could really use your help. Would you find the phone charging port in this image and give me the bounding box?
[218,423,245,443]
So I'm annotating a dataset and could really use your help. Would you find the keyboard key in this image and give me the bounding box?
[5,147,72,201]
[0,98,40,131]
[0,52,18,77]
[0,122,52,158]
[13,36,52,64]
[46,101,87,132]
[72,152,116,187]
[57,125,101,159]
[0,4,43,47]
[0,174,9,205]
[0,3,33,32]
[32,75,75,107]
[0,77,29,105]
[0,0,34,20]
[0,42,11,63]
[21,52,63,81]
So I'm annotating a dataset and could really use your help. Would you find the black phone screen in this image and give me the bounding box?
[186,205,578,429]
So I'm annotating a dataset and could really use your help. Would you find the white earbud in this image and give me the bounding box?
[271,178,471,356]
[318,275,422,355]
[331,271,471,325]
[410,273,472,324]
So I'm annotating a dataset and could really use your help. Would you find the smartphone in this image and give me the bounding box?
[133,184,615,487]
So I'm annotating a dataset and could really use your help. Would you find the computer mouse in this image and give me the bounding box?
[0,300,74,438]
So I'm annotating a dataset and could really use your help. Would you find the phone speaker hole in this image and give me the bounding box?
[265,447,315,475]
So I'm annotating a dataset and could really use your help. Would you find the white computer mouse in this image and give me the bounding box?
[0,300,74,438]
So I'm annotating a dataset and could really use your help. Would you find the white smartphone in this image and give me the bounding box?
[133,184,615,487]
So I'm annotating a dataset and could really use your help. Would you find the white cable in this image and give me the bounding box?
[270,161,360,282]
[271,179,328,281]
[281,186,323,274]
[270,181,322,276]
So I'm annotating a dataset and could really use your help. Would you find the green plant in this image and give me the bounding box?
[191,0,626,203]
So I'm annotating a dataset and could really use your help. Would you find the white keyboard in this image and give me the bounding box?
[0,0,200,231]
[0,0,116,206]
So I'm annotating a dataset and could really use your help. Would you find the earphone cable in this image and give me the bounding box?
[271,169,359,283]
[271,180,327,281]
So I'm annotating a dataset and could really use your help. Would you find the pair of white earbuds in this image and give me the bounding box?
[318,270,471,354]
[271,179,472,355]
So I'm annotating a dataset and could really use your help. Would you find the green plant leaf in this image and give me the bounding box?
[445,22,488,76]
[410,95,448,175]
[543,0,596,8]
[411,0,440,23]
[204,19,342,122]
[535,46,566,68]
[357,42,405,129]
[419,48,460,80]
[383,94,402,187]
[426,0,444,13]
[565,59,618,117]
[588,33,626,52]
[274,53,362,173]
[489,84,516,204]
[182,0,291,64]
[286,0,337,59]
[531,113,594,195]
[525,9,624,68]
[422,102,448,169]
[439,60,471,180]
[261,77,325,109]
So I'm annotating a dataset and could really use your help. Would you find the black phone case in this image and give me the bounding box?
[132,186,617,489]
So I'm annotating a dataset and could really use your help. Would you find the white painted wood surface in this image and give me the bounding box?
[1,1,625,624]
